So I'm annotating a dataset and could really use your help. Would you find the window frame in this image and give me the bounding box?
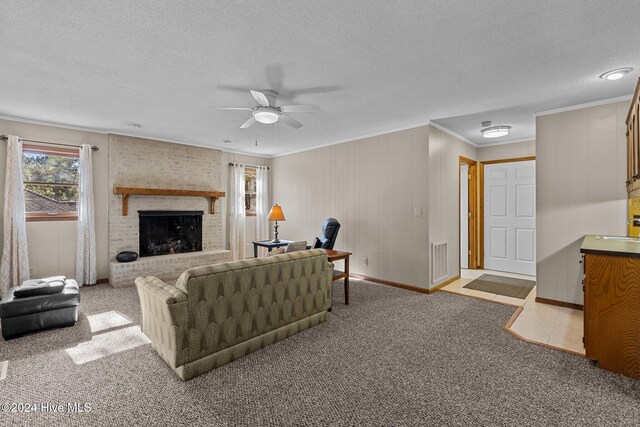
[22,144,80,222]
[244,167,257,217]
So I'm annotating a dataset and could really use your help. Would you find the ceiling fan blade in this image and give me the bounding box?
[279,114,303,129]
[279,104,320,113]
[212,107,253,110]
[240,117,257,129]
[250,90,270,107]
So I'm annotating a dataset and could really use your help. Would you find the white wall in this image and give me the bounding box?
[428,126,478,285]
[272,126,431,288]
[222,152,272,257]
[536,101,628,304]
[0,119,109,280]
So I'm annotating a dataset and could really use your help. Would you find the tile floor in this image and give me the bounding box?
[441,269,585,355]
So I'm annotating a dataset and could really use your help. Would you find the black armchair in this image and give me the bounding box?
[310,218,341,250]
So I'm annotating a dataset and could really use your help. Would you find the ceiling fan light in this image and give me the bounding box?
[254,110,279,124]
[481,125,511,139]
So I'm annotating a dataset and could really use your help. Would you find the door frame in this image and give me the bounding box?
[479,156,536,270]
[459,156,478,270]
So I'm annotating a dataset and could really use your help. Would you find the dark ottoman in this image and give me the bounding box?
[0,279,80,340]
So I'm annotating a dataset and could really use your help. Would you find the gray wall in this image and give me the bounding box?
[536,101,628,304]
[428,126,478,285]
[272,126,431,288]
[270,125,535,289]
[477,140,535,162]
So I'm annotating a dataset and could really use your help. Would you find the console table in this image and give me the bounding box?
[250,243,352,305]
[323,249,352,305]
[252,240,294,258]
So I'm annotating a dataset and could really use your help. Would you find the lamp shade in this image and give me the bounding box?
[267,204,286,221]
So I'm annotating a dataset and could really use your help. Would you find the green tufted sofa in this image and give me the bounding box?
[135,249,333,381]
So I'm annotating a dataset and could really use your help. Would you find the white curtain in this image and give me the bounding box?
[255,166,269,245]
[0,135,30,296]
[75,144,97,286]
[229,164,246,260]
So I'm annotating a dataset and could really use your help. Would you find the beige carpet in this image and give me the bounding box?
[0,280,638,426]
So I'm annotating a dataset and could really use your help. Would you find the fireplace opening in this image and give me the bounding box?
[139,211,203,257]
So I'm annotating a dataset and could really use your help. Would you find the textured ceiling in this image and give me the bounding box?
[1,1,639,156]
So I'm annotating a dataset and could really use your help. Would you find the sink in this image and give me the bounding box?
[596,236,640,242]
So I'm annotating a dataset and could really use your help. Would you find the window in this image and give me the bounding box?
[22,145,79,221]
[244,167,256,216]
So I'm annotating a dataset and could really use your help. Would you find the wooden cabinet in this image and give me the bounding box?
[626,78,640,193]
[583,252,640,380]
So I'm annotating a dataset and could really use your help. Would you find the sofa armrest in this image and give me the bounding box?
[136,276,187,304]
[135,276,189,368]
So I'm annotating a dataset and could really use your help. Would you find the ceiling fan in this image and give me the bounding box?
[217,90,320,129]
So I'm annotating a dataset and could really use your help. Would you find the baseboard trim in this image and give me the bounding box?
[535,297,583,311]
[430,275,460,293]
[349,274,430,294]
[349,274,460,295]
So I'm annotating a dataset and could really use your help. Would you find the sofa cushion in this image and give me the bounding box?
[285,241,308,253]
[0,279,80,319]
[265,247,285,257]
[14,276,67,298]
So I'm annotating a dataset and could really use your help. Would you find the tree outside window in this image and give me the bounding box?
[22,145,79,221]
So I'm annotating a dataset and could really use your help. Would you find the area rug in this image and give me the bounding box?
[0,280,637,427]
[463,273,536,299]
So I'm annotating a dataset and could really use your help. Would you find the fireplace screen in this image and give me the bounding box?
[139,211,203,257]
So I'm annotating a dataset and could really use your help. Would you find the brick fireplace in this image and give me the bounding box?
[107,134,231,287]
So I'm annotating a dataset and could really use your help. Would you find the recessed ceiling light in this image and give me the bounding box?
[599,68,633,81]
[127,123,143,128]
[481,125,511,139]
[253,108,279,124]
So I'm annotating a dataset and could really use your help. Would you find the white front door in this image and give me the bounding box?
[484,160,536,276]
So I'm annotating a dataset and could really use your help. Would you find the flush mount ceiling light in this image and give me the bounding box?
[481,125,511,139]
[599,67,633,81]
[253,108,280,124]
[127,123,143,128]
[223,139,232,145]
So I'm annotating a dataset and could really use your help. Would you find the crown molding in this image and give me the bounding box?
[271,120,433,158]
[0,113,271,158]
[428,121,478,147]
[0,114,113,135]
[220,147,272,159]
[535,94,633,117]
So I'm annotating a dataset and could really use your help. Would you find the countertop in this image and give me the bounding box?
[580,235,640,258]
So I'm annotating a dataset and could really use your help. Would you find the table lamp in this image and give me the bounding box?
[267,204,286,243]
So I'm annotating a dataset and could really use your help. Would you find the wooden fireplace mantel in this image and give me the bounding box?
[112,187,226,215]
